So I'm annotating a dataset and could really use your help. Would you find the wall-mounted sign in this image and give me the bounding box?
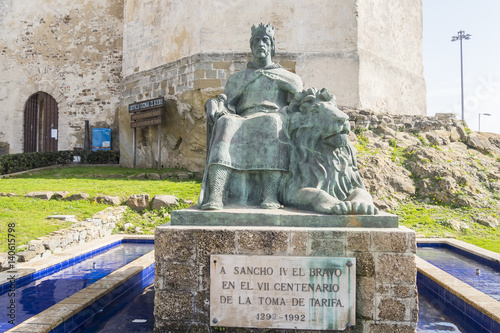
[130,117,162,128]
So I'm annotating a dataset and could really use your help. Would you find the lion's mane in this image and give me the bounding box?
[281,88,366,203]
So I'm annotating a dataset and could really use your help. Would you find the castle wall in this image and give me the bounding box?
[357,0,426,115]
[122,0,359,77]
[122,0,362,109]
[0,0,123,154]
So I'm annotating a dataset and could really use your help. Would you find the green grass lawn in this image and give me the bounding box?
[1,165,499,255]
[2,166,201,200]
[391,202,500,253]
[0,166,202,252]
[0,197,99,251]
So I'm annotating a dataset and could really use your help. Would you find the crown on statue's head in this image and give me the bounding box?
[251,23,275,38]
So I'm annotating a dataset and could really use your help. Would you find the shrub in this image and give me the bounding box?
[78,150,120,165]
[389,138,398,148]
[0,150,120,175]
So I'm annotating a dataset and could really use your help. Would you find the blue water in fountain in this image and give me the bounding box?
[79,283,472,333]
[417,293,467,332]
[5,242,494,332]
[0,242,153,332]
[417,246,500,301]
[79,284,155,332]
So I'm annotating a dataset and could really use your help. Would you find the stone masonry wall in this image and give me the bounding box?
[0,0,123,153]
[122,0,358,77]
[154,225,418,332]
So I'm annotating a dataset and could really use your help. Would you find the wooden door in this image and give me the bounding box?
[23,93,38,153]
[23,92,59,152]
[41,92,58,152]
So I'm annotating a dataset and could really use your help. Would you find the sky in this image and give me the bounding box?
[423,0,500,134]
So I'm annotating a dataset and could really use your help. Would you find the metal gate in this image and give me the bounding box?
[23,92,59,152]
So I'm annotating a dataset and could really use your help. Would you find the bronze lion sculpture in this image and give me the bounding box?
[280,88,379,215]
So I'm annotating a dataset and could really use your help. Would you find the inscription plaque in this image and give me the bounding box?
[210,255,356,330]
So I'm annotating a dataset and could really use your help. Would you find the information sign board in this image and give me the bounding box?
[128,97,165,168]
[129,97,164,129]
[130,117,162,128]
[128,97,164,113]
[92,128,111,151]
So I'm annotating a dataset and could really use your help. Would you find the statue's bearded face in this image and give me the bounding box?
[251,32,272,60]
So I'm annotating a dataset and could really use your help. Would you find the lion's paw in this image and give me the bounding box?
[352,201,379,215]
[331,201,352,215]
[313,200,351,215]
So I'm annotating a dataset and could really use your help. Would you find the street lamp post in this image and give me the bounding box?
[451,30,471,122]
[478,113,491,132]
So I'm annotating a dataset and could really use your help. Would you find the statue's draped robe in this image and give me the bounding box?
[199,63,303,206]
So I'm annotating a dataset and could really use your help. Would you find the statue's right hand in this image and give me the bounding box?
[215,94,228,118]
[217,94,227,103]
[205,95,229,125]
[205,98,221,125]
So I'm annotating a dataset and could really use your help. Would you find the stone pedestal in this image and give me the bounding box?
[154,210,417,332]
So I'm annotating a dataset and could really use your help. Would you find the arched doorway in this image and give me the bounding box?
[23,92,59,152]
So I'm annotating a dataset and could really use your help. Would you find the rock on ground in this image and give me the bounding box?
[94,196,122,205]
[0,192,18,197]
[475,216,499,228]
[66,193,90,201]
[46,215,78,222]
[24,191,54,200]
[54,191,70,199]
[126,194,150,212]
[152,194,179,210]
[149,173,161,180]
[16,251,37,262]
